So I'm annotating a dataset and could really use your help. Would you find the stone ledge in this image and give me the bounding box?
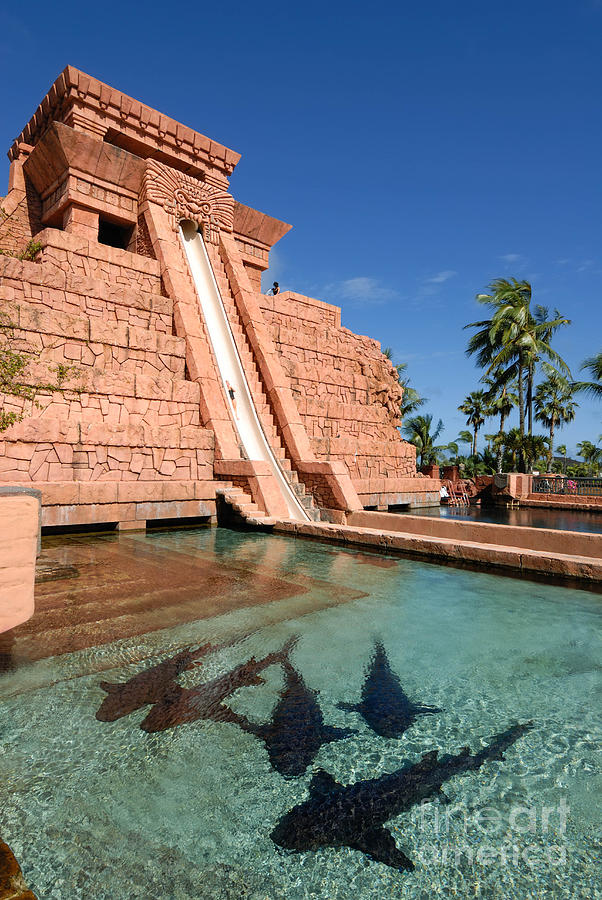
[4,480,222,507]
[523,495,602,511]
[0,257,171,315]
[10,299,185,359]
[41,497,216,527]
[261,290,341,324]
[353,477,439,494]
[347,509,601,557]
[1,422,212,450]
[269,521,602,583]
[15,365,200,405]
[37,227,161,275]
[356,490,441,510]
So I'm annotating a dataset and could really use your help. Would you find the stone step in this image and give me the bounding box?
[236,502,261,515]
[7,299,185,359]
[2,419,213,451]
[216,487,270,521]
[23,364,201,406]
[8,479,222,511]
[0,257,173,330]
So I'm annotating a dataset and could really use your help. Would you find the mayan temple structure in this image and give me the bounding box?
[0,67,439,531]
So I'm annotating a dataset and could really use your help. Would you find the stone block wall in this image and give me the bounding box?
[0,175,42,259]
[0,230,219,528]
[38,229,161,294]
[0,67,439,526]
[5,268,170,338]
[259,290,419,503]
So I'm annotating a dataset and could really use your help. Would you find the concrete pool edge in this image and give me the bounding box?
[346,509,602,555]
[263,517,602,584]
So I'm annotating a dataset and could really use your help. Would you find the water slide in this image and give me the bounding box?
[179,221,309,522]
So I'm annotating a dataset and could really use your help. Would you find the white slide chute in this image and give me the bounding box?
[179,221,309,521]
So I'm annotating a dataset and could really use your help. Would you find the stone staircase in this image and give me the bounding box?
[210,255,320,522]
[215,485,277,527]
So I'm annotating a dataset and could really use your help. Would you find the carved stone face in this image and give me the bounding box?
[144,160,234,242]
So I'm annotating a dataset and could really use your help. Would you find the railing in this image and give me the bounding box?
[532,476,602,497]
[442,480,470,506]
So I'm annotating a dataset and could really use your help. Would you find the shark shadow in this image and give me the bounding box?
[338,642,441,738]
[140,637,297,733]
[96,643,216,722]
[271,721,533,871]
[240,655,356,777]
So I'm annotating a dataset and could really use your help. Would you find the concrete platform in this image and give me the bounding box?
[268,517,602,584]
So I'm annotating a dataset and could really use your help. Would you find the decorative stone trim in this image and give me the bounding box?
[9,66,240,179]
[142,161,234,243]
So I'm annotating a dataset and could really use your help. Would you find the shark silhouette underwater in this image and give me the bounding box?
[239,656,356,776]
[338,642,441,738]
[271,721,533,871]
[96,643,216,722]
[140,637,297,733]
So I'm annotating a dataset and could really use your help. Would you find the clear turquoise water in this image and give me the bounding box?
[1,527,600,899]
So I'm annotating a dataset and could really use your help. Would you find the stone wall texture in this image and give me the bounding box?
[0,68,435,528]
[0,233,218,528]
[0,492,39,634]
[259,291,417,489]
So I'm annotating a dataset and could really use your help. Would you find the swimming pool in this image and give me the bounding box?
[1,527,599,898]
[398,503,602,534]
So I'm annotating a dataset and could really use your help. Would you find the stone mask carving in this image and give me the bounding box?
[142,159,234,243]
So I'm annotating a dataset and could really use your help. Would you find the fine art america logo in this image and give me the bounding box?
[414,798,570,868]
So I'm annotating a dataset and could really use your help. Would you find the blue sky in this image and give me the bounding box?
[1,0,600,455]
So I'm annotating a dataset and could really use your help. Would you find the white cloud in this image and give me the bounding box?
[413,268,458,300]
[324,277,399,305]
[424,269,457,284]
[261,248,285,291]
[576,259,595,273]
[500,253,523,263]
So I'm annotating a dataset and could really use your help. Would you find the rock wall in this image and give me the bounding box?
[259,290,420,502]
[0,66,438,527]
[0,232,218,529]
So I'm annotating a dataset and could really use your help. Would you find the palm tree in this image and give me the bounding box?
[456,429,473,448]
[444,441,459,462]
[534,365,578,471]
[465,278,571,468]
[382,350,427,418]
[502,427,524,471]
[573,351,602,400]
[402,414,447,467]
[482,372,518,473]
[521,434,549,473]
[556,443,568,474]
[576,440,602,475]
[458,390,487,457]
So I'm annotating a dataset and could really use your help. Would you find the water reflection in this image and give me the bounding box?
[401,505,602,534]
